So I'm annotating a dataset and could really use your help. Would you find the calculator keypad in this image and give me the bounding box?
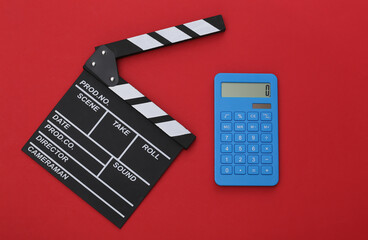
[220,111,273,176]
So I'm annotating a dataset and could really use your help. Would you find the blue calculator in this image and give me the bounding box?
[214,73,279,186]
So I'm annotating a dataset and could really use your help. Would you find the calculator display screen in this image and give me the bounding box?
[221,83,271,98]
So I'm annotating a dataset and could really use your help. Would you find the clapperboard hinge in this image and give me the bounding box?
[84,15,226,149]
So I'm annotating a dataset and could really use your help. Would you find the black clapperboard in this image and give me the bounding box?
[22,15,225,228]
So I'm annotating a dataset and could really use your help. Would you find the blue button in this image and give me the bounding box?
[248,166,259,175]
[247,155,259,164]
[221,112,232,121]
[247,123,259,132]
[234,155,246,164]
[234,134,245,142]
[261,155,273,164]
[221,165,232,175]
[221,134,232,142]
[235,145,245,153]
[261,166,273,175]
[221,144,232,153]
[261,145,272,153]
[235,123,245,131]
[221,123,232,131]
[221,155,232,164]
[261,112,272,121]
[261,123,272,132]
[234,112,245,121]
[261,134,272,142]
[247,112,259,121]
[234,166,246,175]
[247,133,259,142]
[248,144,259,153]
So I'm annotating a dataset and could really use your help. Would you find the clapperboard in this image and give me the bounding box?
[22,15,225,228]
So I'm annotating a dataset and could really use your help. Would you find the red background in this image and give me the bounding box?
[1,0,368,239]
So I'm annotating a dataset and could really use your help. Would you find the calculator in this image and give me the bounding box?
[214,73,279,186]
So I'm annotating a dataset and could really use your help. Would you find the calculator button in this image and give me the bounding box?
[247,155,259,164]
[234,112,245,121]
[248,166,259,175]
[234,123,245,132]
[221,144,232,153]
[221,134,232,142]
[221,112,232,121]
[234,145,246,153]
[234,134,245,142]
[247,144,259,153]
[221,166,233,175]
[234,166,246,175]
[261,145,272,153]
[261,123,272,132]
[261,134,272,142]
[261,155,273,164]
[247,133,259,142]
[247,112,259,121]
[221,155,233,164]
[221,123,232,131]
[261,112,272,121]
[234,155,246,164]
[247,123,259,132]
[261,166,273,175]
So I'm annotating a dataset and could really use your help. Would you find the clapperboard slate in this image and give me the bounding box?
[22,15,225,227]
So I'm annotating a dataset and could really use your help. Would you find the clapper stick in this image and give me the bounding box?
[102,15,225,58]
[84,15,225,149]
